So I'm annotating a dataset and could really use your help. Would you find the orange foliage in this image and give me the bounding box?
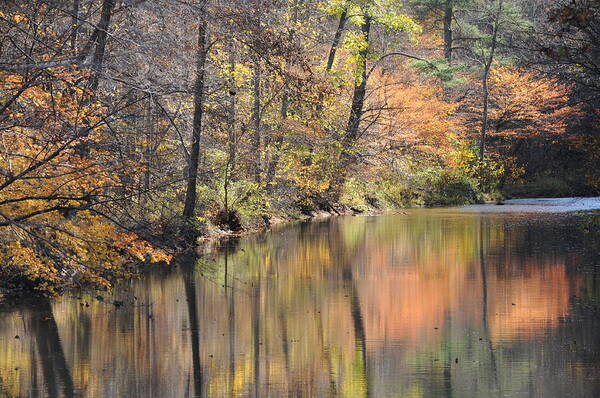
[0,68,171,294]
[367,67,457,158]
[465,66,579,139]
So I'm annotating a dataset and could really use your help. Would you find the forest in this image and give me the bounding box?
[0,0,599,295]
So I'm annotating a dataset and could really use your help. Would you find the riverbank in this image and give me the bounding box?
[195,197,600,255]
[197,207,357,249]
[0,207,355,304]
[3,197,599,304]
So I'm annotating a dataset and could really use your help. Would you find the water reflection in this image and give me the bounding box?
[1,210,599,397]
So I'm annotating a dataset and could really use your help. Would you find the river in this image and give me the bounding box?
[1,199,599,397]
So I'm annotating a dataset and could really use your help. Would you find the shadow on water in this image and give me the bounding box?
[180,252,204,398]
[348,282,369,398]
[29,298,75,398]
[329,220,370,397]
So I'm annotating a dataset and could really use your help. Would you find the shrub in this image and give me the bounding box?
[377,178,420,207]
[454,141,504,194]
[339,178,372,212]
[423,169,481,207]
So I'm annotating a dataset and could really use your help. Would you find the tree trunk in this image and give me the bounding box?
[479,0,503,161]
[316,9,348,113]
[327,15,371,200]
[345,15,372,149]
[311,6,347,169]
[228,47,237,174]
[443,0,453,63]
[327,10,348,71]
[224,44,237,214]
[89,0,115,91]
[182,4,209,222]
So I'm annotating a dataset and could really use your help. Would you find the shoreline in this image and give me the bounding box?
[0,208,358,305]
[3,198,599,305]
[195,207,357,252]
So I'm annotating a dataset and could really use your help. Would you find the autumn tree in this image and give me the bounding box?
[461,65,579,187]
[0,1,171,293]
[182,0,210,229]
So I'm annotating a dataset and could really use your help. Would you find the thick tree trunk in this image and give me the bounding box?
[327,15,371,200]
[182,4,209,222]
[89,0,115,90]
[345,15,371,148]
[443,0,453,63]
[326,10,348,72]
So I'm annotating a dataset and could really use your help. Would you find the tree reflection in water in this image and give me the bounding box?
[0,211,599,397]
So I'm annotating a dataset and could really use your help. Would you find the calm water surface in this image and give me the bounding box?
[1,205,600,397]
